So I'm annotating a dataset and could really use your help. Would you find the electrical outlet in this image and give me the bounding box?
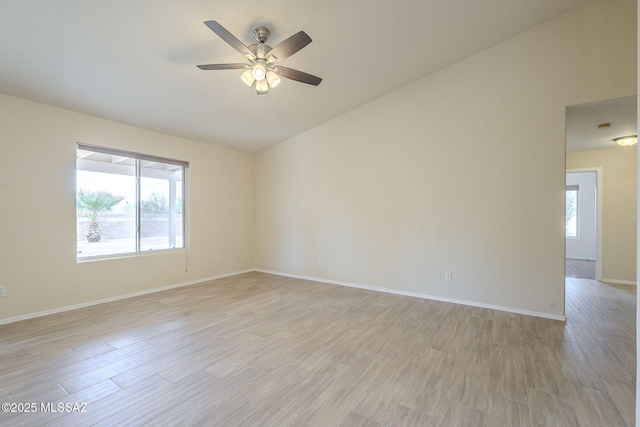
[216,255,222,262]
[317,257,322,265]
[445,272,452,281]
[0,286,6,297]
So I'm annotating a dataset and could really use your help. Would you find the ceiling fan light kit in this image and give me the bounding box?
[251,59,267,80]
[240,69,255,86]
[197,21,322,95]
[266,71,281,88]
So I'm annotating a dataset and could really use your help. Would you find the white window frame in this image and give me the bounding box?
[76,143,188,261]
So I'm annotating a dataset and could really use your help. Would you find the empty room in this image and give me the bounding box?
[0,0,637,426]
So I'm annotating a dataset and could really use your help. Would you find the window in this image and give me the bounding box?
[76,143,187,260]
[565,185,578,238]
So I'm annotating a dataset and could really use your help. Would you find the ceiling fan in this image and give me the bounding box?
[197,21,322,95]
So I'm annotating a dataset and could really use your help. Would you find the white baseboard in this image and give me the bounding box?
[0,269,254,325]
[1,268,569,325]
[601,278,637,286]
[254,269,566,321]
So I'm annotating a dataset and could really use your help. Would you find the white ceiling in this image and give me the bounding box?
[0,0,593,153]
[566,96,638,152]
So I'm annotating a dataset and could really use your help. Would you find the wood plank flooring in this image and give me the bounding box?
[566,259,596,280]
[0,272,635,426]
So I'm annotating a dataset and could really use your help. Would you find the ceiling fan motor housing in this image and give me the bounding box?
[253,27,271,43]
[249,43,272,59]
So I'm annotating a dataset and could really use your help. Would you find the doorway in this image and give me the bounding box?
[565,95,637,286]
[565,169,601,280]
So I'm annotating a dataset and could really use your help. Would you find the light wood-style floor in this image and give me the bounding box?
[565,259,596,280]
[0,272,635,426]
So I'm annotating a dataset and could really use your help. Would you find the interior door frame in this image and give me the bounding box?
[566,167,603,281]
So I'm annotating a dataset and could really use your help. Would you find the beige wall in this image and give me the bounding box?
[0,0,636,323]
[254,0,637,318]
[0,94,254,322]
[567,147,638,283]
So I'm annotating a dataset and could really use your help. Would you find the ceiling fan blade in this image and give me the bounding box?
[197,63,248,70]
[204,21,256,61]
[266,31,312,63]
[276,66,322,86]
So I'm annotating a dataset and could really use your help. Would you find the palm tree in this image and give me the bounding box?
[77,190,125,242]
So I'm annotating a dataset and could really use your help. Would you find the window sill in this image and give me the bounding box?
[76,247,186,263]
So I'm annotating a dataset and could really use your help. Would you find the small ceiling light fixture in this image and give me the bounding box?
[613,135,638,147]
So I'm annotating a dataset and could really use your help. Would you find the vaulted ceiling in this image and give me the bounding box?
[0,0,593,153]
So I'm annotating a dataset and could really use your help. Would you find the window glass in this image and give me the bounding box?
[566,186,578,238]
[140,162,184,251]
[76,145,187,260]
